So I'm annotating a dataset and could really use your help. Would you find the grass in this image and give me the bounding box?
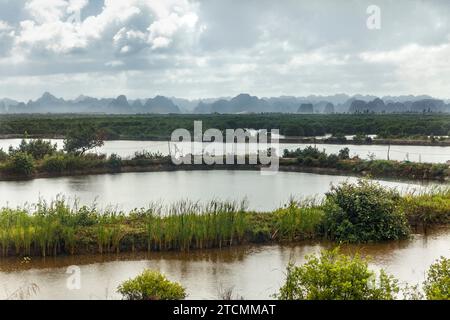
[0,186,449,257]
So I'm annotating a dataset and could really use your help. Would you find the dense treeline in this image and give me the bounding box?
[1,114,450,139]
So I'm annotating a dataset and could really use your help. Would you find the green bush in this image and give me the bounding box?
[42,154,67,173]
[423,257,450,300]
[0,148,8,162]
[9,139,57,160]
[117,270,187,300]
[323,180,410,242]
[277,249,399,300]
[107,153,122,171]
[7,152,35,176]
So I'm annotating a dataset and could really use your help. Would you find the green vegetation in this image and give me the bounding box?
[0,181,448,257]
[423,257,450,300]
[8,138,57,160]
[63,124,105,155]
[5,152,35,176]
[117,270,186,300]
[323,180,410,242]
[277,249,450,300]
[277,249,399,300]
[283,146,450,181]
[0,139,448,182]
[1,114,450,139]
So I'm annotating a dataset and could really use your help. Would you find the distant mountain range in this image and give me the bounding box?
[1,92,449,114]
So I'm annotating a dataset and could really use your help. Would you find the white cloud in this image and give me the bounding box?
[1,0,450,100]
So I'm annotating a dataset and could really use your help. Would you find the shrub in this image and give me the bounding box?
[338,147,350,160]
[9,139,57,160]
[117,270,187,300]
[276,249,399,300]
[41,154,67,173]
[423,257,450,300]
[0,148,8,162]
[7,152,35,176]
[323,180,410,242]
[107,153,122,171]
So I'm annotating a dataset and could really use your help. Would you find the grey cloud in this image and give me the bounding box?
[0,0,449,100]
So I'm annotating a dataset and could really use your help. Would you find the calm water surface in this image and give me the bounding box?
[0,170,437,211]
[0,227,449,300]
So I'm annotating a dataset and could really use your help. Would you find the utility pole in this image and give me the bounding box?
[168,140,172,158]
[387,144,390,161]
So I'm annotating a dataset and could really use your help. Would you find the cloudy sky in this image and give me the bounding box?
[0,0,450,100]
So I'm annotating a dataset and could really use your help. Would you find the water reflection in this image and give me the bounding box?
[0,227,449,300]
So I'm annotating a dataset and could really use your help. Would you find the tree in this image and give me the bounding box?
[63,125,104,155]
[423,257,450,300]
[276,249,399,300]
[117,270,187,300]
[338,147,350,160]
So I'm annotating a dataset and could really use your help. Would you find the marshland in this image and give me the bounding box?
[0,132,449,300]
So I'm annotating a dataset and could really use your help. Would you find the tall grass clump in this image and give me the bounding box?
[273,199,324,241]
[401,187,450,228]
[138,200,249,251]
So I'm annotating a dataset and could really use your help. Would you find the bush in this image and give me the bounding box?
[7,152,35,176]
[0,148,8,162]
[9,139,57,160]
[41,154,67,173]
[277,249,399,300]
[118,270,187,300]
[107,153,122,171]
[323,180,410,243]
[423,257,450,300]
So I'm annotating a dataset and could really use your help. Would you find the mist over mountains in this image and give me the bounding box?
[1,92,449,115]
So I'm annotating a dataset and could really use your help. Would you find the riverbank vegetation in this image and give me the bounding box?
[1,114,450,140]
[0,180,448,258]
[0,138,448,182]
[283,146,449,181]
[276,249,450,300]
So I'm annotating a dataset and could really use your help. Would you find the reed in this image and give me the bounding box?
[0,186,448,257]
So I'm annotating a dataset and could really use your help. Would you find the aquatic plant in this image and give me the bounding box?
[117,270,186,300]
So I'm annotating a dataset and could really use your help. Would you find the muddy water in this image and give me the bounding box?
[0,227,449,300]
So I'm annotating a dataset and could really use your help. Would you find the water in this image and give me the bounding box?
[0,170,436,211]
[0,227,449,300]
[1,139,449,163]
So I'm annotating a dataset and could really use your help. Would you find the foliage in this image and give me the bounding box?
[2,114,450,139]
[6,152,35,176]
[107,153,122,171]
[0,148,8,162]
[63,124,104,155]
[117,270,186,300]
[0,184,447,258]
[41,153,105,173]
[277,248,400,300]
[9,139,57,160]
[423,257,450,300]
[401,189,450,227]
[323,180,410,242]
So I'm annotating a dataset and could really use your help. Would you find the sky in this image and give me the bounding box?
[0,0,450,101]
